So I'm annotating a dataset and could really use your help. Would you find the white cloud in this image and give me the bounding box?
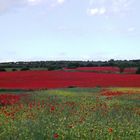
[27,0,42,5]
[0,0,66,14]
[57,0,65,4]
[87,7,106,16]
[87,0,134,16]
[87,8,98,16]
[99,7,106,14]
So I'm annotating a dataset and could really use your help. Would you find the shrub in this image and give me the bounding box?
[48,66,62,71]
[0,68,6,72]
[48,66,56,71]
[20,67,30,71]
[67,63,80,69]
[12,68,17,71]
[67,86,77,88]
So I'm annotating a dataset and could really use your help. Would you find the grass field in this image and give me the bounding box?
[0,87,140,140]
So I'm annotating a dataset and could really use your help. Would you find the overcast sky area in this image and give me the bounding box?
[0,0,140,62]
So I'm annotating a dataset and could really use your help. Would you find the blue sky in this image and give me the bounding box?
[0,0,140,62]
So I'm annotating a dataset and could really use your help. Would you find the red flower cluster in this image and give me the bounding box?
[0,70,140,89]
[64,66,120,73]
[0,94,22,106]
[123,67,137,74]
[101,91,126,97]
[64,67,138,74]
[76,66,120,73]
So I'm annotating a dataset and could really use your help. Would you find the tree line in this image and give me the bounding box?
[0,59,140,73]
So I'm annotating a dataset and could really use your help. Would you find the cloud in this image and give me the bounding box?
[27,0,42,5]
[57,0,65,4]
[0,0,65,14]
[87,0,134,16]
[0,0,20,12]
[87,7,106,16]
[87,8,98,16]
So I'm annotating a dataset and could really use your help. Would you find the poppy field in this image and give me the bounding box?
[0,69,140,139]
[0,70,140,89]
[64,67,137,74]
[0,87,140,140]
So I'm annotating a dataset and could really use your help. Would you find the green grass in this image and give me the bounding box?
[5,68,48,72]
[0,88,140,140]
[0,89,33,96]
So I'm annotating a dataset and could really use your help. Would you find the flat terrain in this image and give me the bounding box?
[0,70,140,89]
[0,68,140,139]
[0,87,140,140]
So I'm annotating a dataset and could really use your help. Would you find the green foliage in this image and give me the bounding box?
[0,88,140,140]
[20,67,30,71]
[67,62,80,68]
[0,68,6,72]
[47,65,62,71]
[0,60,140,70]
[12,68,17,71]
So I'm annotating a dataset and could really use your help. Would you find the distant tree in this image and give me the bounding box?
[86,62,94,67]
[48,66,56,71]
[108,59,115,66]
[48,65,62,71]
[67,63,80,69]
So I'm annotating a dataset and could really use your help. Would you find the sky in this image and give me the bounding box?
[0,0,140,62]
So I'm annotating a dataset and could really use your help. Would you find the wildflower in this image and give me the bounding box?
[51,106,55,111]
[108,128,113,133]
[53,133,59,139]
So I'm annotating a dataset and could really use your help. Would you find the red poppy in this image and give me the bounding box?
[53,133,59,139]
[51,106,55,111]
[108,128,113,133]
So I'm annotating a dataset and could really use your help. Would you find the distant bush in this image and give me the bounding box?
[136,67,140,74]
[0,68,6,72]
[48,66,62,71]
[48,67,56,71]
[67,63,80,69]
[12,68,17,71]
[20,67,30,71]
[67,86,77,88]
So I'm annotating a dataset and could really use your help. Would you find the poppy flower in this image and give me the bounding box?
[53,133,59,139]
[51,106,55,111]
[108,128,113,133]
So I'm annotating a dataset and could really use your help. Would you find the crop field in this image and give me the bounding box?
[64,67,120,73]
[64,67,137,74]
[0,70,140,89]
[0,69,140,140]
[0,87,140,140]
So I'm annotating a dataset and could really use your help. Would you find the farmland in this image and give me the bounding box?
[0,70,140,89]
[0,67,140,140]
[0,87,140,140]
[64,67,137,74]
